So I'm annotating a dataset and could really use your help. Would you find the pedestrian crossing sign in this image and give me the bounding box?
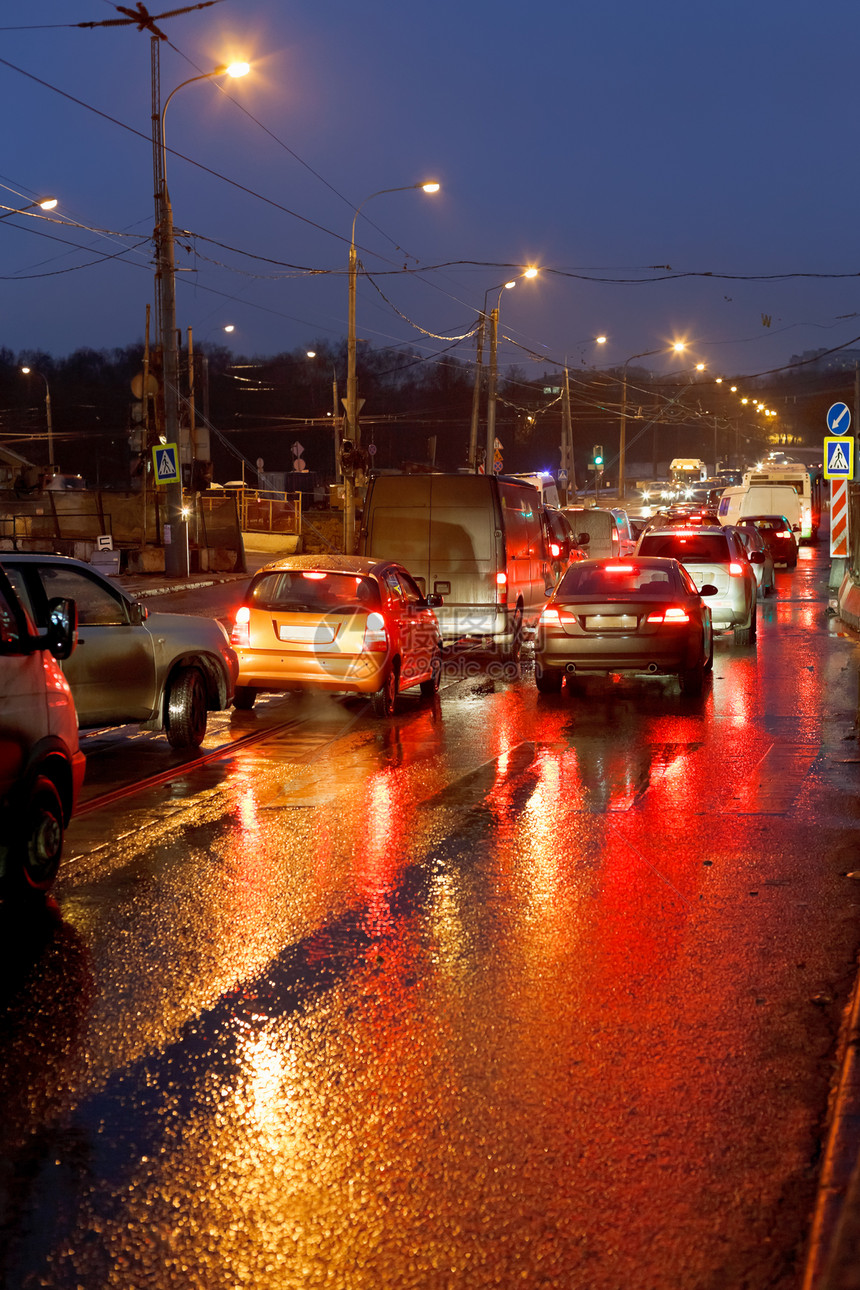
[152,442,180,485]
[824,435,854,480]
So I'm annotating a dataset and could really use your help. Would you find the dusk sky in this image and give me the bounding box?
[2,0,859,386]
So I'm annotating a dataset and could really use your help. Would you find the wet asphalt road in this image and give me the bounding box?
[3,540,860,1289]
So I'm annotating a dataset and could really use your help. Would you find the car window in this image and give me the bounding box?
[637,533,730,563]
[557,564,680,597]
[383,569,406,602]
[0,583,25,649]
[33,565,128,626]
[397,570,425,604]
[250,571,382,613]
[3,566,36,621]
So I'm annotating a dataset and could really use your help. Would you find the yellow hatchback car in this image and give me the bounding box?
[230,555,443,717]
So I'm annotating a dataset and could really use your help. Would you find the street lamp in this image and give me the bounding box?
[0,196,57,222]
[468,269,539,474]
[157,60,249,576]
[343,180,440,553]
[617,341,686,499]
[20,367,54,472]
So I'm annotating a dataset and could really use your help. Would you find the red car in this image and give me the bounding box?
[736,515,798,568]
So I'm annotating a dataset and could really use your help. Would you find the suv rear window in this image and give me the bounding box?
[638,532,731,563]
[250,571,382,613]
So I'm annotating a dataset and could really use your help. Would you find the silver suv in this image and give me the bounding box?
[2,554,238,748]
[634,525,759,645]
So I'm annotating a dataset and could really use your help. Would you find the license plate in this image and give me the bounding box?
[584,614,636,630]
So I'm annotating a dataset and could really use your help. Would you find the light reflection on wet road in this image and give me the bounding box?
[3,542,860,1288]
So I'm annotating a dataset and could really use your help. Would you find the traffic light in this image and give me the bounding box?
[592,444,604,469]
[340,439,355,473]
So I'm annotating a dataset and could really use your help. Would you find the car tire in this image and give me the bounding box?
[704,626,714,672]
[501,609,523,664]
[233,685,257,711]
[535,665,563,694]
[372,667,399,718]
[680,658,705,696]
[733,619,756,647]
[419,653,442,698]
[5,775,65,896]
[165,667,208,749]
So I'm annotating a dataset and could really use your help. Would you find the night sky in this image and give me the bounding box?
[2,0,859,384]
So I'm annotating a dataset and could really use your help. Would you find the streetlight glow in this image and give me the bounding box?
[421,182,441,193]
[523,267,539,279]
[225,62,250,78]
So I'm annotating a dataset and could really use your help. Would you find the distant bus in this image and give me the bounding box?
[741,461,821,541]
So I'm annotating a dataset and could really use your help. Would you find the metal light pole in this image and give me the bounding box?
[618,342,686,499]
[480,270,538,477]
[343,181,440,553]
[20,367,54,472]
[156,61,249,576]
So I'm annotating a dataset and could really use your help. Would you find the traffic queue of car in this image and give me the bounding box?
[0,476,803,901]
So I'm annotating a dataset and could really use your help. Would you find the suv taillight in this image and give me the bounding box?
[729,561,744,576]
[231,605,250,647]
[362,610,389,653]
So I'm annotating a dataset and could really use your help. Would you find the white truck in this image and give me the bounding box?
[669,458,708,486]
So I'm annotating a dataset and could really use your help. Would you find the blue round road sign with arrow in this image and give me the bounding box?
[827,402,851,434]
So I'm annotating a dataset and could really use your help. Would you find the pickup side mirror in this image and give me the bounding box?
[46,597,78,659]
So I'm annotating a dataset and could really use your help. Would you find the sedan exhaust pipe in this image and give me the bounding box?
[565,663,577,675]
[647,662,659,673]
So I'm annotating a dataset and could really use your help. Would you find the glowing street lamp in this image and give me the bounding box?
[342,180,440,552]
[617,342,686,500]
[157,60,249,576]
[20,366,54,470]
[0,196,57,222]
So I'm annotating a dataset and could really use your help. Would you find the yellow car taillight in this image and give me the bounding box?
[231,605,251,647]
[363,610,389,653]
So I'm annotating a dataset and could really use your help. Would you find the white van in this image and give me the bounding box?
[0,564,84,897]
[359,473,555,659]
[507,472,560,509]
[718,484,802,533]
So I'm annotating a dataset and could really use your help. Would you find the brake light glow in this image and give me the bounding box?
[362,610,389,653]
[302,571,327,580]
[605,564,634,573]
[231,605,250,647]
[647,606,690,623]
[550,542,560,558]
[540,607,560,626]
[496,570,508,606]
[729,561,744,576]
[776,530,790,539]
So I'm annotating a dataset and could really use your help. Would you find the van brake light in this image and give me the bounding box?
[496,570,508,606]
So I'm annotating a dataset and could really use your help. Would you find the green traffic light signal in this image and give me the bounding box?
[593,443,604,467]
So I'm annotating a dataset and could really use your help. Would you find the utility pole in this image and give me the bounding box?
[561,367,573,502]
[468,312,485,470]
[485,308,499,476]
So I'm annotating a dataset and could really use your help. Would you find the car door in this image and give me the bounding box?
[0,580,49,798]
[396,567,439,683]
[7,562,158,726]
[381,567,421,685]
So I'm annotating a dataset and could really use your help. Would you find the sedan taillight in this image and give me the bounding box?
[540,607,561,626]
[231,605,250,647]
[646,606,690,624]
[363,610,389,653]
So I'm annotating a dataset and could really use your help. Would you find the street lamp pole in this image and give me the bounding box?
[343,181,439,553]
[618,342,686,499]
[481,270,537,477]
[0,197,57,222]
[156,61,249,577]
[20,367,54,473]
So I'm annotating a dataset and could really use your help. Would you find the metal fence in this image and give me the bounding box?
[221,488,302,534]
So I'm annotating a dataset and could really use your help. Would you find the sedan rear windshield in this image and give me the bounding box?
[637,533,731,563]
[557,564,680,597]
[250,571,382,613]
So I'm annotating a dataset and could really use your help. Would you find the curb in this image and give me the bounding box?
[115,572,250,599]
[802,959,860,1290]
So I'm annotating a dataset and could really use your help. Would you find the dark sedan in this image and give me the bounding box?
[736,515,799,568]
[534,556,716,696]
